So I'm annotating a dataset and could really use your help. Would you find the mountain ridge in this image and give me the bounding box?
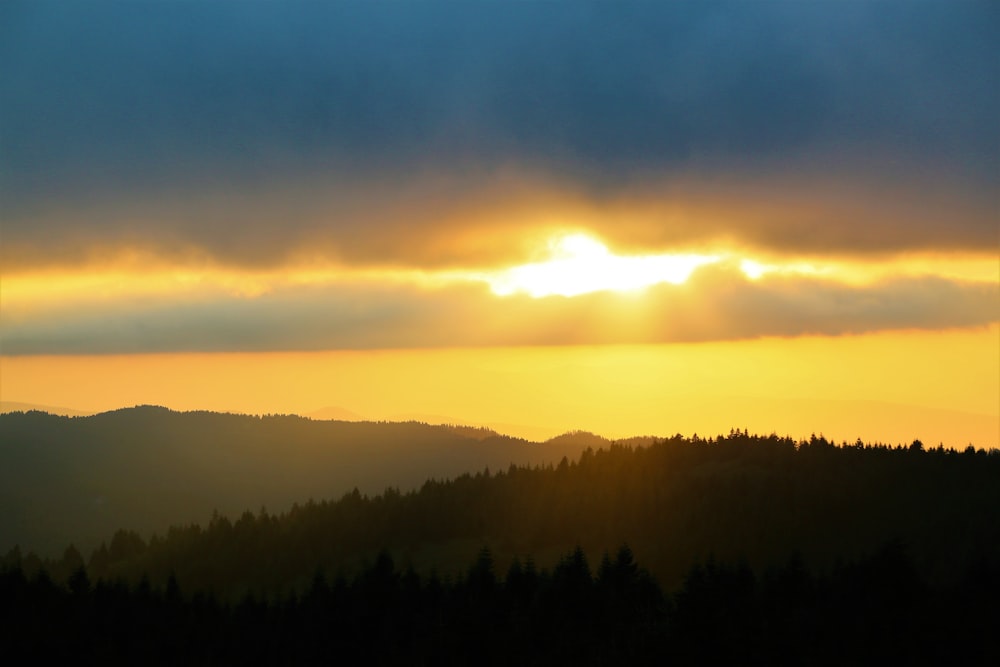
[0,406,602,556]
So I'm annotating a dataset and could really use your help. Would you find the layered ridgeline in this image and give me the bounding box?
[4,422,1000,662]
[4,422,997,603]
[0,407,605,556]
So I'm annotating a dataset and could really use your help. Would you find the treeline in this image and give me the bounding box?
[2,543,997,665]
[0,407,596,556]
[6,431,998,601]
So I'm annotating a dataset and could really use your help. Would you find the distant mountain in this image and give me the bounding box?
[305,406,365,421]
[545,430,611,449]
[0,401,92,417]
[0,407,596,556]
[306,408,556,441]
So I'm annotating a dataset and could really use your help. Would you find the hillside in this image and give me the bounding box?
[7,430,996,601]
[0,407,597,556]
[4,428,999,663]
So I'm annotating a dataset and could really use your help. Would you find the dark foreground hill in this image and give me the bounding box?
[5,543,999,666]
[9,430,999,598]
[3,432,999,665]
[0,407,601,556]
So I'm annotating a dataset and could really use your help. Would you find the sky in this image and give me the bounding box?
[1,1,998,445]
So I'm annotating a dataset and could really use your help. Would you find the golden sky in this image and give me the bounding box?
[2,3,998,446]
[2,324,997,447]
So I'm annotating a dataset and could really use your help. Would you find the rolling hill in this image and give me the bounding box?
[0,406,598,556]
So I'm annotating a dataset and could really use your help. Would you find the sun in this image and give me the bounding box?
[488,233,720,297]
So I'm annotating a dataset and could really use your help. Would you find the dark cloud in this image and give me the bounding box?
[2,1,997,266]
[3,265,995,355]
[1,163,995,274]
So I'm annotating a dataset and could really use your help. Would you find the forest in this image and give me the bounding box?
[4,540,997,665]
[0,407,600,556]
[2,411,999,662]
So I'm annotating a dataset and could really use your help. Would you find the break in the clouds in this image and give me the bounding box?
[2,1,998,355]
[2,265,997,355]
[2,1,998,271]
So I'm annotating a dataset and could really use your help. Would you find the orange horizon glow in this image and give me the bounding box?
[2,325,997,447]
[3,224,996,447]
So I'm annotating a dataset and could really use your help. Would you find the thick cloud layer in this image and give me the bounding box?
[3,264,996,355]
[3,2,997,355]
[2,1,998,269]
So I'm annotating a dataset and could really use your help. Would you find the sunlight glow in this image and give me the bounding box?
[488,233,720,297]
[3,325,997,445]
[740,259,768,280]
[739,258,828,281]
[2,238,995,319]
[0,263,477,317]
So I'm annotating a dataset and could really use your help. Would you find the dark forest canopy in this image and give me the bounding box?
[5,541,998,665]
[5,422,997,603]
[4,416,999,663]
[3,431,1000,664]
